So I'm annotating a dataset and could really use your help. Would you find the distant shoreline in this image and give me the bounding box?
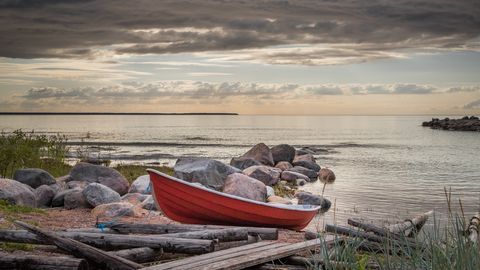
[0,112,239,116]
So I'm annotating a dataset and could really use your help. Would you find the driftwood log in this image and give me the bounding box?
[215,235,258,251]
[467,212,480,244]
[387,210,433,237]
[13,221,142,270]
[0,254,88,270]
[109,247,160,263]
[109,223,278,240]
[0,229,214,254]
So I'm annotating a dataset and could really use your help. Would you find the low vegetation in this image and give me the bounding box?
[115,164,174,183]
[0,130,69,178]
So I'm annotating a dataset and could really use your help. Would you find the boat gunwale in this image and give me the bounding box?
[147,169,322,212]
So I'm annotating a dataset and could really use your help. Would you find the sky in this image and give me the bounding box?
[0,0,479,115]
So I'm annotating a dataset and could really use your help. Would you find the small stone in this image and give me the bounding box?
[296,179,307,186]
[275,161,293,171]
[287,166,318,180]
[67,181,88,189]
[292,154,321,172]
[319,168,336,182]
[266,186,275,197]
[280,171,309,182]
[295,192,331,212]
[267,195,292,205]
[140,195,158,211]
[92,202,147,218]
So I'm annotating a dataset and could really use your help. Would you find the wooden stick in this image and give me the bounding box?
[109,223,278,240]
[13,221,142,270]
[347,219,418,246]
[0,229,214,254]
[0,254,88,270]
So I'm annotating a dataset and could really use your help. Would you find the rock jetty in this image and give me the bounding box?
[422,116,480,131]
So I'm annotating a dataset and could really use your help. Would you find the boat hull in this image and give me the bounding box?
[147,169,320,230]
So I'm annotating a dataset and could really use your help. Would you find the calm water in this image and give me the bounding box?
[1,115,479,230]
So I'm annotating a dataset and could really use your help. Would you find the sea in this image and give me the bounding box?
[1,114,479,231]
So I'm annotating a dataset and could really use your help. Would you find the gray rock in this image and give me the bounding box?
[0,178,36,207]
[292,154,321,172]
[275,161,293,171]
[266,186,275,197]
[122,193,149,204]
[243,165,281,186]
[51,189,78,207]
[13,168,56,189]
[174,158,241,190]
[34,185,55,208]
[238,143,274,166]
[319,168,336,182]
[69,163,129,195]
[287,166,318,180]
[67,181,88,190]
[296,148,316,156]
[64,189,89,209]
[140,195,158,211]
[295,192,331,212]
[48,183,64,194]
[271,144,296,164]
[128,175,151,194]
[82,183,121,207]
[280,171,310,182]
[222,173,267,202]
[230,157,261,170]
[92,202,137,218]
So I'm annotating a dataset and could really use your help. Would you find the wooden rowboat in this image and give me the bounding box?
[147,169,320,230]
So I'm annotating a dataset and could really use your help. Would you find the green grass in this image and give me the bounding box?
[0,242,36,252]
[114,164,174,184]
[0,200,46,215]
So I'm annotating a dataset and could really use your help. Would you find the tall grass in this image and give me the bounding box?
[0,130,69,178]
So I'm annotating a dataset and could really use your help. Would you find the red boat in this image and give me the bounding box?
[147,169,321,230]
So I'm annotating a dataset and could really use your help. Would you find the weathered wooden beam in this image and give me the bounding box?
[0,254,88,270]
[347,219,418,247]
[109,223,278,240]
[109,247,160,263]
[214,235,258,251]
[13,221,142,270]
[257,263,307,270]
[0,229,214,254]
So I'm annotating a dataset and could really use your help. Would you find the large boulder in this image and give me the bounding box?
[271,144,296,164]
[280,171,310,182]
[13,168,56,189]
[34,185,55,208]
[64,189,90,209]
[243,165,281,186]
[128,175,151,194]
[122,193,149,204]
[319,168,336,182]
[275,161,293,171]
[238,143,274,166]
[292,154,321,172]
[51,189,78,207]
[295,192,331,212]
[0,178,36,207]
[287,166,318,180]
[92,202,147,218]
[230,157,261,170]
[267,195,292,205]
[174,158,241,190]
[222,173,267,202]
[82,183,121,207]
[69,163,129,195]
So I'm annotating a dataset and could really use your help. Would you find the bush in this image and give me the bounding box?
[0,130,69,178]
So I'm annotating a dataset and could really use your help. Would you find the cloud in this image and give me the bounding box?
[447,86,480,93]
[0,0,478,65]
[464,99,480,109]
[305,85,344,95]
[392,84,436,94]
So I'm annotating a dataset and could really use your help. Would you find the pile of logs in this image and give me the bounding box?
[0,221,278,270]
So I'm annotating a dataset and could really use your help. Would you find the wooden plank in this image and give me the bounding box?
[0,254,87,270]
[0,229,214,254]
[13,221,142,270]
[141,241,277,270]
[109,223,278,240]
[193,236,336,270]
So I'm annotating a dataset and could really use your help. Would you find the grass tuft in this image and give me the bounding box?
[114,164,174,184]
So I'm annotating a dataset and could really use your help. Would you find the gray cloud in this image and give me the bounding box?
[447,86,480,93]
[306,86,344,95]
[392,84,436,94]
[0,0,478,64]
[464,99,480,109]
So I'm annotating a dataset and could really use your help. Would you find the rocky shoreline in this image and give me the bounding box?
[1,143,334,222]
[422,116,480,131]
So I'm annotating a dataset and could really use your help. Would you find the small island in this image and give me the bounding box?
[422,116,480,131]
